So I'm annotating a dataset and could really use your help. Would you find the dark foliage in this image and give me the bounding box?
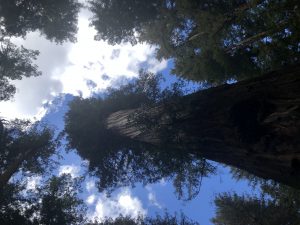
[89,0,300,83]
[212,168,300,225]
[0,0,81,43]
[87,213,198,225]
[0,174,86,225]
[0,39,41,100]
[0,119,59,186]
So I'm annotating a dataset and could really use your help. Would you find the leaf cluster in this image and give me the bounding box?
[0,119,59,177]
[0,174,86,225]
[212,168,300,224]
[88,213,198,225]
[0,0,81,43]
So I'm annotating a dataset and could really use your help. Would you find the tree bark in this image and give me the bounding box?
[106,64,300,189]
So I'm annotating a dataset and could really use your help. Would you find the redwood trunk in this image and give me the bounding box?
[106,65,300,188]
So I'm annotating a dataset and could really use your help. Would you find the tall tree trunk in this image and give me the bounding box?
[106,64,300,188]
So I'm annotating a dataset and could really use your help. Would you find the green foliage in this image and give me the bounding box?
[64,71,215,200]
[212,185,300,225]
[38,174,86,225]
[0,182,35,225]
[89,0,300,83]
[212,168,300,225]
[0,119,59,180]
[0,0,81,43]
[0,39,41,100]
[0,174,86,225]
[87,213,198,225]
[89,0,161,45]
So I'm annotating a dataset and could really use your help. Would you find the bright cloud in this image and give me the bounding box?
[159,178,167,186]
[89,188,146,222]
[58,164,80,178]
[25,175,42,191]
[0,9,167,120]
[146,185,162,209]
[86,180,96,192]
[86,194,96,205]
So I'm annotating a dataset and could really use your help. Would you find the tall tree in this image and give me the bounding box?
[0,119,59,187]
[65,65,300,191]
[89,0,300,83]
[65,71,215,200]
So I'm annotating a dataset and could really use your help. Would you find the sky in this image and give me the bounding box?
[0,8,167,120]
[1,6,258,225]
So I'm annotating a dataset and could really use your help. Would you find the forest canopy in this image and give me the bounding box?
[89,0,300,83]
[1,0,300,224]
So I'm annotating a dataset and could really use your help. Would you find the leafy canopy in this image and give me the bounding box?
[88,213,198,225]
[0,119,59,181]
[89,0,300,83]
[212,168,300,225]
[0,174,86,225]
[0,0,81,43]
[0,39,41,100]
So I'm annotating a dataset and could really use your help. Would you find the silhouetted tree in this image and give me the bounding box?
[0,39,41,100]
[0,0,81,43]
[0,119,59,187]
[0,174,86,225]
[65,71,215,200]
[65,65,300,192]
[87,213,198,225]
[212,171,300,225]
[38,174,86,225]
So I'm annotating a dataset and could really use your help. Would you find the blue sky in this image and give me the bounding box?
[1,6,260,224]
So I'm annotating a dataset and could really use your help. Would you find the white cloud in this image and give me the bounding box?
[58,164,80,178]
[159,178,167,186]
[25,175,42,191]
[0,9,168,120]
[89,188,146,222]
[86,194,96,205]
[86,180,96,192]
[148,192,162,209]
[146,186,162,209]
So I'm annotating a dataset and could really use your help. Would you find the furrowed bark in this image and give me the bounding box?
[106,65,300,188]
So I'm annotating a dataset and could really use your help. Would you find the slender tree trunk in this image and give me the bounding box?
[106,64,300,188]
[0,149,34,187]
[226,21,288,53]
